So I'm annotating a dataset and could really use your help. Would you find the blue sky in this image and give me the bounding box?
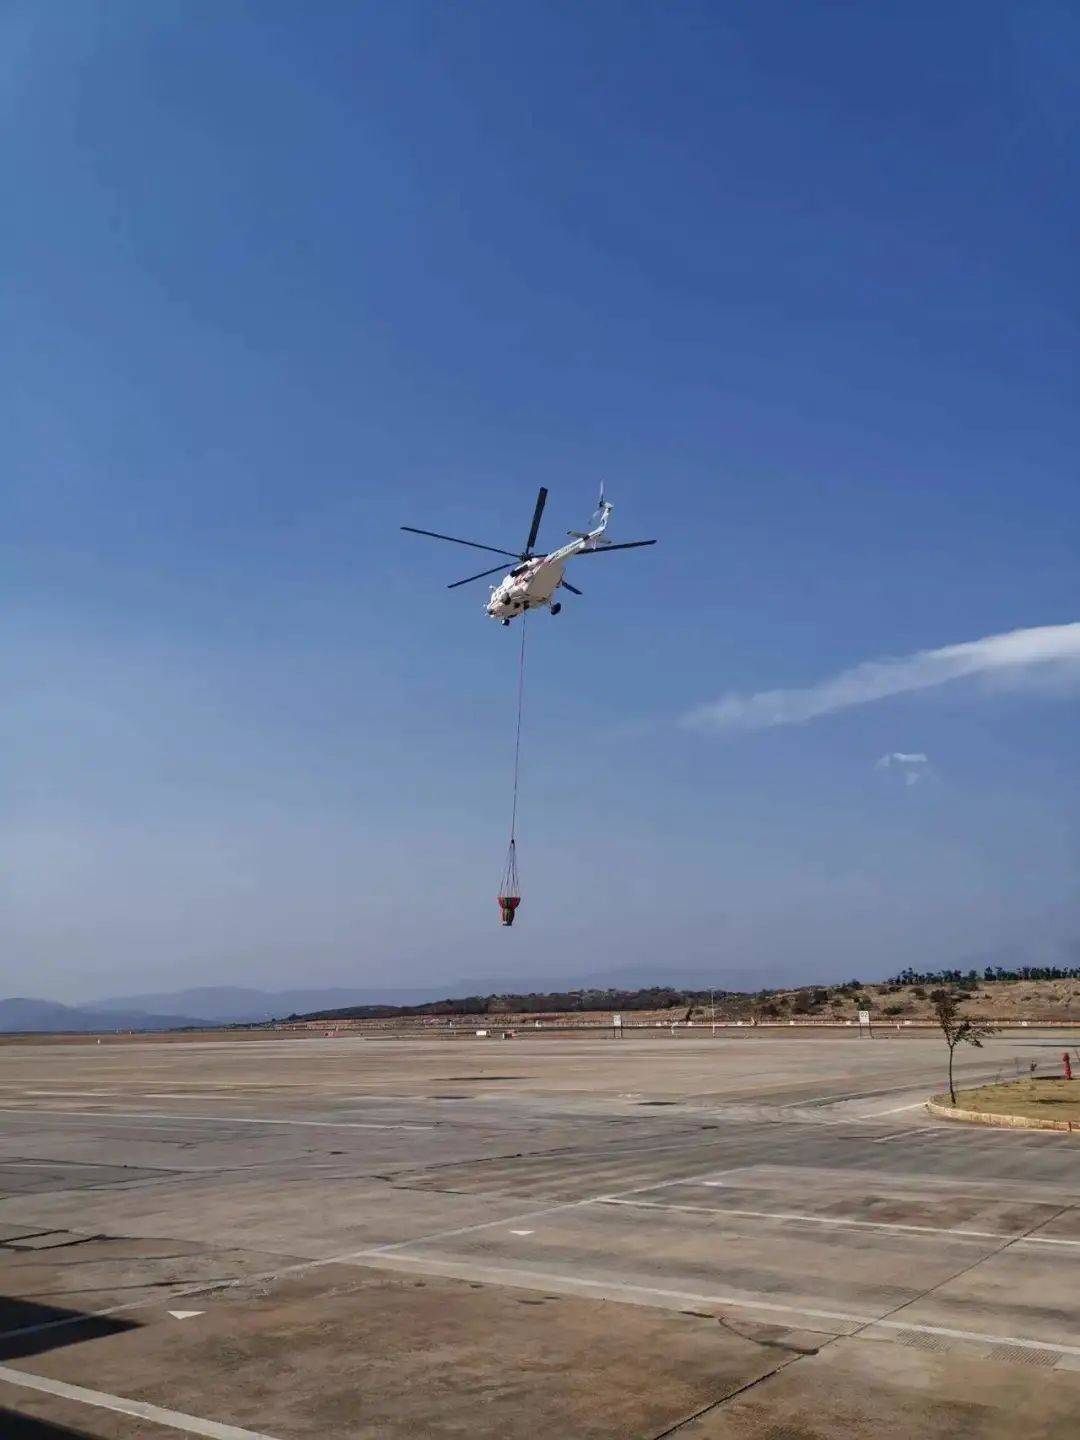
[3,2,1078,1002]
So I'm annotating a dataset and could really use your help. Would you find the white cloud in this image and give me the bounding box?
[684,621,1080,732]
[876,752,929,786]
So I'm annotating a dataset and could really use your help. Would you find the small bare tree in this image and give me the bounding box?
[930,988,994,1104]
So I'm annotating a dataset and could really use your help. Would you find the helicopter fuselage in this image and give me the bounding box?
[485,539,585,621]
[401,487,653,623]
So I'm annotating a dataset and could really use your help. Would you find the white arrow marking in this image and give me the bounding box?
[168,1310,205,1320]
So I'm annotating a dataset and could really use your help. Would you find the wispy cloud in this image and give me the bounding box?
[684,622,1080,732]
[876,751,929,786]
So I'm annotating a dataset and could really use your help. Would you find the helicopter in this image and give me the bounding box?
[401,486,656,624]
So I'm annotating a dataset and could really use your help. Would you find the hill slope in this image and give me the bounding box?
[0,997,211,1033]
[93,986,439,1023]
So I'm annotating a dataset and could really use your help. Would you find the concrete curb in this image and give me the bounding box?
[926,1096,1078,1133]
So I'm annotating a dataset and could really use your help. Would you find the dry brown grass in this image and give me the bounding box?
[953,1077,1080,1122]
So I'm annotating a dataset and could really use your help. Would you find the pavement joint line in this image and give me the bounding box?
[715,1168,1080,1202]
[353,1164,748,1257]
[0,1363,282,1439]
[0,1107,432,1132]
[833,1194,1080,1368]
[345,1254,1080,1359]
[386,1135,735,1180]
[645,1349,805,1440]
[596,1198,1080,1246]
[0,1168,748,1345]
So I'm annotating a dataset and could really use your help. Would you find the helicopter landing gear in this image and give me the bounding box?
[550,602,561,615]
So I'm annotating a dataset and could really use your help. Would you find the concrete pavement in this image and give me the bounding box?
[0,1029,1077,1437]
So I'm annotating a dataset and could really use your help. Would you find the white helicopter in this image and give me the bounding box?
[402,486,656,624]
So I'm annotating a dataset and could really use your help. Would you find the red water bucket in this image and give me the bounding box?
[498,895,521,927]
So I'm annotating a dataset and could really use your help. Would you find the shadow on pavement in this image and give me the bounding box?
[0,1297,138,1361]
[0,1411,105,1439]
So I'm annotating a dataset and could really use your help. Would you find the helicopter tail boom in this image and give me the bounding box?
[567,484,613,541]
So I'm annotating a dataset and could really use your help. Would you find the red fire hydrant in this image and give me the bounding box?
[1064,1052,1073,1082]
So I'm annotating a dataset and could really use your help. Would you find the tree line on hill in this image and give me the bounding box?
[281,968,1080,1026]
[289,987,742,1022]
[286,981,881,1024]
[890,965,1080,986]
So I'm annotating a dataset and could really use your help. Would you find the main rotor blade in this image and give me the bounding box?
[523,486,548,555]
[401,527,522,559]
[561,580,583,596]
[446,564,510,589]
[578,540,657,553]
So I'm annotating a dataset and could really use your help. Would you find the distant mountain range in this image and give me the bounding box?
[2,964,828,1033]
[91,969,773,1024]
[0,997,211,1034]
[92,985,442,1023]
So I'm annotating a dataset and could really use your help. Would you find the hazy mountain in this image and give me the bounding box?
[94,973,780,1025]
[0,997,209,1034]
[90,966,882,1026]
[93,985,440,1023]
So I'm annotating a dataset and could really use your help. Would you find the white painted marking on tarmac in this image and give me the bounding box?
[350,1255,1080,1359]
[23,1091,113,1097]
[0,1167,748,1349]
[797,1066,1018,1110]
[0,1363,281,1439]
[357,1165,748,1258]
[794,1084,922,1106]
[509,1230,534,1236]
[601,1197,1080,1248]
[871,1127,952,1143]
[0,1107,430,1131]
[867,1102,928,1116]
[149,1093,227,1100]
[168,1310,205,1320]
